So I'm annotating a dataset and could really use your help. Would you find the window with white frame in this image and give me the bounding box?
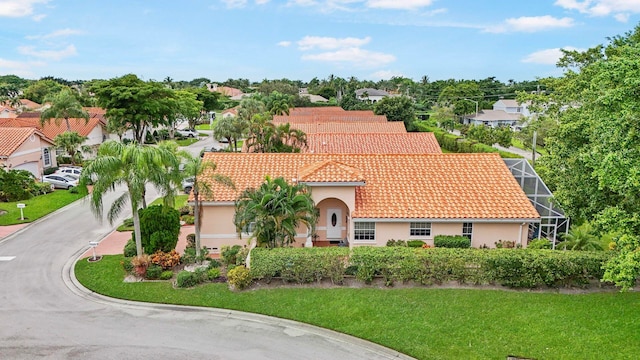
[354,222,375,241]
[43,147,51,167]
[410,222,431,237]
[462,222,473,240]
[242,222,256,234]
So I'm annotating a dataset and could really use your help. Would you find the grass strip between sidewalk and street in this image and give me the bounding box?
[76,255,640,360]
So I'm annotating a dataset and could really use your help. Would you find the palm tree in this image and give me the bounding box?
[40,89,89,131]
[234,176,317,248]
[79,141,178,256]
[558,222,603,251]
[181,153,234,258]
[53,131,88,165]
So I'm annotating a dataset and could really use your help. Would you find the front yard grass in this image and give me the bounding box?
[0,190,85,225]
[76,254,640,360]
[175,138,199,146]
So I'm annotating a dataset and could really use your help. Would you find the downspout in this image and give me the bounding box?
[518,222,525,247]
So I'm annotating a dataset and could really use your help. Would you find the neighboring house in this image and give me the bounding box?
[0,105,17,118]
[462,99,533,129]
[0,99,43,118]
[0,127,57,178]
[298,89,329,103]
[289,121,407,134]
[289,106,348,115]
[462,110,523,128]
[272,114,388,124]
[355,88,390,103]
[304,133,442,154]
[206,83,244,98]
[493,99,532,117]
[195,152,539,253]
[8,112,108,159]
[221,107,239,119]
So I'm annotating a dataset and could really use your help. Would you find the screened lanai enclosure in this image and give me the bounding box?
[503,158,569,248]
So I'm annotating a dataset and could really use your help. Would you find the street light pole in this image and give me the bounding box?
[463,98,479,120]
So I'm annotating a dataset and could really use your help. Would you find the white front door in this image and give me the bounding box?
[326,208,342,239]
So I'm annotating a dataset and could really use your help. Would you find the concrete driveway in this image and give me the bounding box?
[0,187,413,360]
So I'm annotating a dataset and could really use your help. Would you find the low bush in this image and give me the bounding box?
[434,235,471,248]
[227,266,252,290]
[69,186,78,194]
[176,270,197,288]
[221,245,242,266]
[123,239,137,257]
[150,250,181,270]
[43,167,59,175]
[207,268,221,280]
[386,239,407,247]
[495,240,516,249]
[207,259,221,269]
[250,247,349,284]
[528,239,552,249]
[178,205,192,216]
[185,233,196,249]
[121,258,133,273]
[181,215,195,225]
[145,264,162,280]
[181,246,209,264]
[407,240,426,248]
[160,271,174,280]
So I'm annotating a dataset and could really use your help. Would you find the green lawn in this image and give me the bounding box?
[0,190,85,226]
[76,255,640,360]
[175,138,199,146]
[195,123,213,131]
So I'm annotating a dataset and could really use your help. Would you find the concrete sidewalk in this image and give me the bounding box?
[81,225,194,258]
[0,224,28,240]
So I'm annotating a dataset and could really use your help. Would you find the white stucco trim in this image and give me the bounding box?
[353,218,540,223]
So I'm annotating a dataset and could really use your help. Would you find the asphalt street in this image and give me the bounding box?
[0,164,413,359]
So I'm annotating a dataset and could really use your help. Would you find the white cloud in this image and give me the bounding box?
[0,58,44,77]
[485,15,575,33]
[370,70,404,79]
[277,41,292,47]
[297,36,371,50]
[366,0,433,10]
[521,46,582,65]
[26,28,83,40]
[32,13,46,21]
[221,0,247,8]
[555,0,640,22]
[18,44,77,61]
[0,0,48,17]
[302,47,395,67]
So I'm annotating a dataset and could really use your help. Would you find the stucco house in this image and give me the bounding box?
[463,99,532,129]
[0,127,57,178]
[355,88,390,103]
[195,152,540,253]
[303,133,442,154]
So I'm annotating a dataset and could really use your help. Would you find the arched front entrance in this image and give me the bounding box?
[313,198,349,247]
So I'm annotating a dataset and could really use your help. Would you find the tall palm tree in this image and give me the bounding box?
[234,176,317,248]
[53,131,88,165]
[40,89,89,131]
[182,153,234,258]
[79,141,178,256]
[558,222,603,251]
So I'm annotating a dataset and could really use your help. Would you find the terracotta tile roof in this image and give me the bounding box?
[198,153,540,220]
[0,127,52,157]
[273,115,388,123]
[298,160,365,183]
[10,112,104,139]
[290,121,406,134]
[304,133,441,154]
[288,107,376,116]
[83,107,106,116]
[19,99,41,110]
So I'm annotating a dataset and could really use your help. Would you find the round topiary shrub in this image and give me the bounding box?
[207,268,221,280]
[160,270,174,280]
[123,239,137,257]
[176,270,197,288]
[139,205,180,254]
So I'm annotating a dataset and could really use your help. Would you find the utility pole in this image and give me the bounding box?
[532,130,537,165]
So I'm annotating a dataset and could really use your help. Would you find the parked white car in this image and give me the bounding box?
[176,128,199,138]
[43,174,78,189]
[56,166,83,177]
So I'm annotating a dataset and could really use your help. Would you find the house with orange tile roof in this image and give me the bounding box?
[0,127,56,178]
[287,121,407,134]
[195,152,539,252]
[221,107,239,118]
[272,114,389,124]
[304,133,442,154]
[5,111,108,159]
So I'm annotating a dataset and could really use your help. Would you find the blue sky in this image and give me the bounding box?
[1,0,640,83]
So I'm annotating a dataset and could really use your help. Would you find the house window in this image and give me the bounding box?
[410,222,431,237]
[462,222,473,240]
[242,222,255,234]
[43,148,51,167]
[354,222,375,241]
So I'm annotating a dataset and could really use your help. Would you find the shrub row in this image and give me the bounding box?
[415,124,521,158]
[248,247,611,289]
[434,235,471,248]
[250,247,349,284]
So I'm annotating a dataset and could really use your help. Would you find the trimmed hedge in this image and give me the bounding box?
[415,124,521,158]
[250,247,349,284]
[248,247,611,289]
[434,235,471,248]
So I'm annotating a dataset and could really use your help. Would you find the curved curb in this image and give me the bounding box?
[63,244,415,360]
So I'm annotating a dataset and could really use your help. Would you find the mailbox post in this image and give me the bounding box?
[17,203,25,220]
[89,241,99,261]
